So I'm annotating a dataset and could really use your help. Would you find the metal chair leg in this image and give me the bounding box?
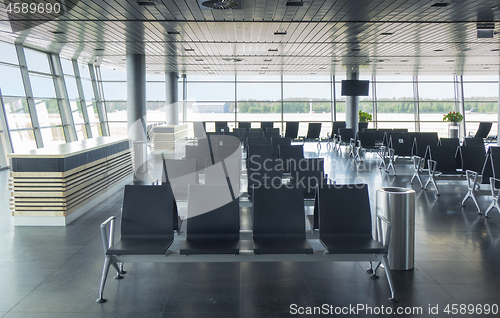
[461,170,480,213]
[386,148,396,175]
[382,255,398,303]
[410,156,423,188]
[485,177,500,217]
[96,257,112,303]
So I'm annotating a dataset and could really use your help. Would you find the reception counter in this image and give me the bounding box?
[8,137,133,226]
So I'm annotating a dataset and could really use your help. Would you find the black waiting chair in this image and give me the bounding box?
[213,144,240,163]
[180,185,240,254]
[284,121,299,139]
[315,183,395,300]
[420,132,439,140]
[424,145,462,195]
[185,140,213,171]
[260,122,274,131]
[358,122,368,132]
[472,122,492,139]
[389,133,413,157]
[231,128,246,141]
[289,158,326,199]
[271,137,291,158]
[301,123,322,144]
[278,144,304,173]
[247,157,283,201]
[159,181,182,232]
[337,128,354,153]
[215,121,229,133]
[438,138,460,148]
[247,137,271,148]
[264,130,280,138]
[326,121,346,150]
[249,128,264,134]
[266,127,280,133]
[379,129,393,147]
[463,138,484,147]
[485,154,500,217]
[238,122,251,131]
[413,136,438,158]
[163,158,199,200]
[96,185,175,303]
[243,131,263,148]
[247,144,273,165]
[355,131,380,161]
[205,158,241,196]
[252,186,313,254]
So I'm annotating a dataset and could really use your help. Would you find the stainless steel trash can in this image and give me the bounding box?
[376,187,415,270]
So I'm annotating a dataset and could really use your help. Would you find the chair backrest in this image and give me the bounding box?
[318,184,372,240]
[247,158,283,199]
[427,145,458,173]
[438,138,460,148]
[214,144,240,161]
[260,122,274,131]
[393,128,408,133]
[379,129,393,146]
[277,144,304,160]
[215,121,229,133]
[247,137,270,148]
[264,131,280,138]
[390,133,413,157]
[488,146,500,155]
[475,122,492,138]
[163,159,199,199]
[289,158,325,199]
[357,131,376,148]
[459,146,486,173]
[306,123,322,139]
[186,185,239,239]
[271,137,291,158]
[266,127,280,133]
[413,136,438,158]
[160,182,181,231]
[252,186,305,239]
[284,121,299,138]
[193,122,206,138]
[247,144,273,161]
[362,128,379,140]
[221,134,241,147]
[243,130,263,147]
[121,185,174,241]
[238,122,251,131]
[338,128,354,142]
[205,158,241,195]
[332,121,346,136]
[185,140,213,171]
[463,138,484,147]
[249,128,264,134]
[231,128,245,141]
[482,154,500,186]
[420,132,439,140]
[406,132,421,140]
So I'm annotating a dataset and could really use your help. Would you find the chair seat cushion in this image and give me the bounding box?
[180,238,240,254]
[106,238,173,255]
[320,238,387,254]
[253,238,313,254]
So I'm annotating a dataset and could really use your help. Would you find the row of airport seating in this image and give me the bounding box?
[96,183,396,303]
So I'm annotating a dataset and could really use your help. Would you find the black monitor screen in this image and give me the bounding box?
[341,80,370,96]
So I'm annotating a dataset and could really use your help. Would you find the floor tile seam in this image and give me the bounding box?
[412,261,441,285]
[159,265,182,314]
[446,244,489,263]
[415,260,500,285]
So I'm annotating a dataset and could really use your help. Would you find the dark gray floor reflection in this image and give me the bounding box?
[0,143,500,317]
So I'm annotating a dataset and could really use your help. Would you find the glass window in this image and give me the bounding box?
[188,75,234,81]
[75,124,88,140]
[186,101,234,126]
[108,122,128,137]
[3,97,32,129]
[60,58,74,76]
[100,68,127,81]
[237,82,281,101]
[418,83,455,100]
[105,102,127,122]
[376,101,415,129]
[334,82,345,101]
[187,82,235,101]
[283,75,330,82]
[35,99,62,127]
[418,76,454,82]
[40,127,65,147]
[463,83,498,101]
[79,63,91,79]
[376,82,414,100]
[0,41,19,65]
[375,76,413,82]
[283,82,331,101]
[178,82,183,102]
[146,82,165,101]
[462,75,499,81]
[101,82,126,100]
[147,102,166,123]
[0,65,25,96]
[24,48,51,74]
[91,123,102,137]
[87,101,100,122]
[10,129,36,152]
[70,101,84,124]
[335,101,346,121]
[65,76,79,99]
[81,79,96,100]
[238,75,281,82]
[30,74,56,98]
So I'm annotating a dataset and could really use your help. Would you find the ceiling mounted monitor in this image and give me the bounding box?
[341,80,370,96]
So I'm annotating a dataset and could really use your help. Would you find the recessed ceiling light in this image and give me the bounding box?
[264,59,272,62]
[434,49,443,52]
[350,48,361,52]
[377,67,383,69]
[310,72,316,74]
[380,32,394,35]
[195,58,203,61]
[400,59,408,62]
[51,31,65,34]
[203,66,210,69]
[378,59,385,63]
[431,3,449,7]
[491,49,500,51]
[417,66,423,69]
[395,72,400,74]
[332,60,340,62]
[137,1,156,6]
[319,67,326,69]
[208,72,214,74]
[484,67,490,69]
[94,48,104,51]
[167,31,180,35]
[259,72,266,74]
[286,1,305,7]
[446,60,454,62]
[274,31,287,35]
[268,48,278,52]
[261,67,268,69]
[185,48,195,52]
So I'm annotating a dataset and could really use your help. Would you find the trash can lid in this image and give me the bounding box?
[377,187,415,194]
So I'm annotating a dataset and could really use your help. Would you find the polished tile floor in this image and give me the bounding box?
[1,143,500,318]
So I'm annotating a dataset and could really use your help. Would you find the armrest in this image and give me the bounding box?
[376,214,392,249]
[100,216,116,254]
